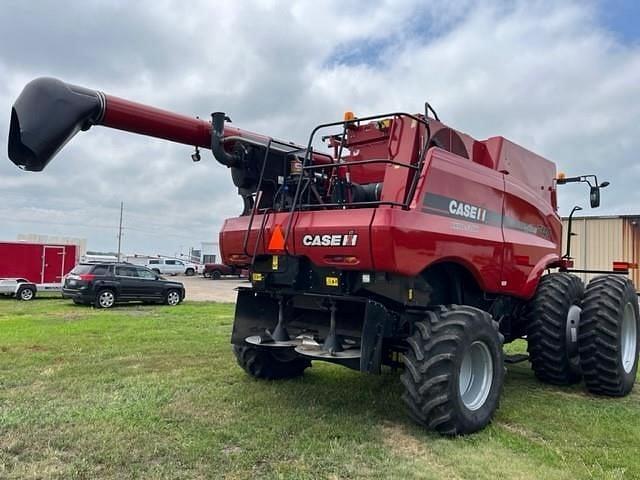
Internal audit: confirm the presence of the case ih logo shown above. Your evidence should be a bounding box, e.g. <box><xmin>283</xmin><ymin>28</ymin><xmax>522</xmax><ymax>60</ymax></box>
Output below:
<box><xmin>449</xmin><ymin>200</ymin><xmax>487</xmax><ymax>223</ymax></box>
<box><xmin>302</xmin><ymin>233</ymin><xmax>358</xmax><ymax>247</ymax></box>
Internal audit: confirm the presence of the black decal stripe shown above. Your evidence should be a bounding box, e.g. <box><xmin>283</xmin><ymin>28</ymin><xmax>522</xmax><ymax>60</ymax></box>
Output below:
<box><xmin>422</xmin><ymin>193</ymin><xmax>502</xmax><ymax>227</ymax></box>
<box><xmin>421</xmin><ymin>192</ymin><xmax>551</xmax><ymax>240</ymax></box>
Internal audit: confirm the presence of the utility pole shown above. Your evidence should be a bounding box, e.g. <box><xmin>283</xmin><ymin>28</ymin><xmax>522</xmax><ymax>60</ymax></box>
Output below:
<box><xmin>117</xmin><ymin>201</ymin><xmax>124</xmax><ymax>262</ymax></box>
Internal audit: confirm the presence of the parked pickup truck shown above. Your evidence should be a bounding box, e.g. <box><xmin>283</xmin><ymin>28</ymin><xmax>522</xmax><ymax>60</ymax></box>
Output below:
<box><xmin>146</xmin><ymin>258</ymin><xmax>203</xmax><ymax>276</ymax></box>
<box><xmin>203</xmin><ymin>263</ymin><xmax>247</xmax><ymax>280</ymax></box>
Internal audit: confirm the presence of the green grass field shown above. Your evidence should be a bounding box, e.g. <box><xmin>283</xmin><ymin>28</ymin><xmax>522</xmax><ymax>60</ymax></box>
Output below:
<box><xmin>1</xmin><ymin>298</ymin><xmax>639</xmax><ymax>479</ymax></box>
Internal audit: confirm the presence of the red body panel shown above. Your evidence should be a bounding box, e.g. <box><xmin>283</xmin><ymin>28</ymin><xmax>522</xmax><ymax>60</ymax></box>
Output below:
<box><xmin>220</xmin><ymin>123</ymin><xmax>562</xmax><ymax>300</ymax></box>
<box><xmin>0</xmin><ymin>242</ymin><xmax>77</xmax><ymax>284</ymax></box>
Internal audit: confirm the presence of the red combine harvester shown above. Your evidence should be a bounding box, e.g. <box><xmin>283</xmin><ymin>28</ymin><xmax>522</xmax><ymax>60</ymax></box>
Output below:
<box><xmin>8</xmin><ymin>78</ymin><xmax>638</xmax><ymax>434</ymax></box>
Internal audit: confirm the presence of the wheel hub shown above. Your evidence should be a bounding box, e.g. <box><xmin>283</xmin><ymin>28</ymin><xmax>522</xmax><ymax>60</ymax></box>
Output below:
<box><xmin>99</xmin><ymin>291</ymin><xmax>114</xmax><ymax>308</ymax></box>
<box><xmin>565</xmin><ymin>304</ymin><xmax>582</xmax><ymax>372</ymax></box>
<box><xmin>621</xmin><ymin>302</ymin><xmax>637</xmax><ymax>374</ymax></box>
<box><xmin>459</xmin><ymin>341</ymin><xmax>493</xmax><ymax>411</ymax></box>
<box><xmin>167</xmin><ymin>291</ymin><xmax>180</xmax><ymax>305</ymax></box>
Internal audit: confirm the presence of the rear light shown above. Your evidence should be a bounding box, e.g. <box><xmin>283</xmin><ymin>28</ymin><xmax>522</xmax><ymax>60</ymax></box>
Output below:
<box><xmin>613</xmin><ymin>261</ymin><xmax>637</xmax><ymax>272</ymax></box>
<box><xmin>559</xmin><ymin>258</ymin><xmax>574</xmax><ymax>269</ymax></box>
<box><xmin>79</xmin><ymin>274</ymin><xmax>96</xmax><ymax>281</ymax></box>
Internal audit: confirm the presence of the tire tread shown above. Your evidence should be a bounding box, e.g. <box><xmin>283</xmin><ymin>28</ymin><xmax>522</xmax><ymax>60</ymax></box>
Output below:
<box><xmin>400</xmin><ymin>305</ymin><xmax>504</xmax><ymax>435</ymax></box>
<box><xmin>233</xmin><ymin>345</ymin><xmax>310</xmax><ymax>380</ymax></box>
<box><xmin>578</xmin><ymin>275</ymin><xmax>638</xmax><ymax>396</ymax></box>
<box><xmin>525</xmin><ymin>273</ymin><xmax>584</xmax><ymax>385</ymax></box>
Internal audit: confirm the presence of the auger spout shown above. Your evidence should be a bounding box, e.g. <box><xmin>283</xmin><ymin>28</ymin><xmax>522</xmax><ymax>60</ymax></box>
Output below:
<box><xmin>7</xmin><ymin>77</ymin><xmax>267</xmax><ymax>171</ymax></box>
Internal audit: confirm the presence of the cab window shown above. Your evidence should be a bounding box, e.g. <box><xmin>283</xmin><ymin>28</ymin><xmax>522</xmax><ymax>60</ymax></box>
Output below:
<box><xmin>165</xmin><ymin>260</ymin><xmax>176</xmax><ymax>265</ymax></box>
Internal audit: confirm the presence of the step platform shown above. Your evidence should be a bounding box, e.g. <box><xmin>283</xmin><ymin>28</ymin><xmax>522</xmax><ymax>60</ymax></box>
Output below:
<box><xmin>245</xmin><ymin>335</ymin><xmax>301</xmax><ymax>348</ymax></box>
<box><xmin>245</xmin><ymin>334</ymin><xmax>361</xmax><ymax>360</ymax></box>
<box><xmin>294</xmin><ymin>337</ymin><xmax>361</xmax><ymax>360</ymax></box>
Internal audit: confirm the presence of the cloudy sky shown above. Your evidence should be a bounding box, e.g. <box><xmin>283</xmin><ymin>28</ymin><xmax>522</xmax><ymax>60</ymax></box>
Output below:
<box><xmin>1</xmin><ymin>0</ymin><xmax>639</xmax><ymax>257</ymax></box>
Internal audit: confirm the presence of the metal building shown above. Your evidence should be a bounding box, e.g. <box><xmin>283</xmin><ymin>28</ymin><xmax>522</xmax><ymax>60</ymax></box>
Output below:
<box><xmin>561</xmin><ymin>215</ymin><xmax>640</xmax><ymax>286</ymax></box>
<box><xmin>200</xmin><ymin>242</ymin><xmax>218</xmax><ymax>264</ymax></box>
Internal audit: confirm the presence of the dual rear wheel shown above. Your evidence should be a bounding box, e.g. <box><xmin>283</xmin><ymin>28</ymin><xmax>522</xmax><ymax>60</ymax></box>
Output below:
<box><xmin>526</xmin><ymin>273</ymin><xmax>639</xmax><ymax>396</ymax></box>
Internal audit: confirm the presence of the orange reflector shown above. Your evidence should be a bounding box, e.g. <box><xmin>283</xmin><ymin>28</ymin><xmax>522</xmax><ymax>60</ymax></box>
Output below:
<box><xmin>613</xmin><ymin>261</ymin><xmax>637</xmax><ymax>271</ymax></box>
<box><xmin>557</xmin><ymin>172</ymin><xmax>566</xmax><ymax>180</ymax></box>
<box><xmin>268</xmin><ymin>224</ymin><xmax>285</xmax><ymax>252</ymax></box>
<box><xmin>344</xmin><ymin>111</ymin><xmax>355</xmax><ymax>121</ymax></box>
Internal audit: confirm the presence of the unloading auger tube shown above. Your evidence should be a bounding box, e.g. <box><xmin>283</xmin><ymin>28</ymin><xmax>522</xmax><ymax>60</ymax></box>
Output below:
<box><xmin>7</xmin><ymin>77</ymin><xmax>318</xmax><ymax>210</ymax></box>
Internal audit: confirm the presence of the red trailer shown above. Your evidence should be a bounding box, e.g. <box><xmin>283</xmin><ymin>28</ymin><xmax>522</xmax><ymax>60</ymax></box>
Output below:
<box><xmin>0</xmin><ymin>241</ymin><xmax>78</xmax><ymax>297</ymax></box>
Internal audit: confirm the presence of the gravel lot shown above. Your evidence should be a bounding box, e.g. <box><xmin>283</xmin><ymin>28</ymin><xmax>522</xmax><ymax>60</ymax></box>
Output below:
<box><xmin>179</xmin><ymin>275</ymin><xmax>247</xmax><ymax>302</ymax></box>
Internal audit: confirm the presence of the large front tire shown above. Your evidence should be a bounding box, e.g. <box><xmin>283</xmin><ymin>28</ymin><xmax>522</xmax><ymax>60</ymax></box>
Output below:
<box><xmin>578</xmin><ymin>275</ymin><xmax>639</xmax><ymax>396</ymax></box>
<box><xmin>401</xmin><ymin>305</ymin><xmax>504</xmax><ymax>435</ymax></box>
<box><xmin>525</xmin><ymin>273</ymin><xmax>584</xmax><ymax>385</ymax></box>
<box><xmin>233</xmin><ymin>345</ymin><xmax>311</xmax><ymax>380</ymax></box>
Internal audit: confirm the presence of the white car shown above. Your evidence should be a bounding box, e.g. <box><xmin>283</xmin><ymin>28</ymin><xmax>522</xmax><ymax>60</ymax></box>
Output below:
<box><xmin>146</xmin><ymin>258</ymin><xmax>202</xmax><ymax>276</ymax></box>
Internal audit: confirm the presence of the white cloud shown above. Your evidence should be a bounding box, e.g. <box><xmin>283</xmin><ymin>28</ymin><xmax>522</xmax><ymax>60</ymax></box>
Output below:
<box><xmin>0</xmin><ymin>0</ymin><xmax>638</xmax><ymax>255</ymax></box>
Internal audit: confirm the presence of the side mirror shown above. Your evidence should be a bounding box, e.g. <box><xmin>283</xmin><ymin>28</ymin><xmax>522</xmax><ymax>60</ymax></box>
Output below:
<box><xmin>590</xmin><ymin>186</ymin><xmax>600</xmax><ymax>208</ymax></box>
<box><xmin>556</xmin><ymin>174</ymin><xmax>608</xmax><ymax>209</ymax></box>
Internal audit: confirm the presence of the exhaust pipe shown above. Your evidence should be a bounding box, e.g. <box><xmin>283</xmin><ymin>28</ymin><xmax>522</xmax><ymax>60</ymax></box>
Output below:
<box><xmin>8</xmin><ymin>78</ymin><xmax>105</xmax><ymax>171</ymax></box>
<box><xmin>211</xmin><ymin>112</ymin><xmax>241</xmax><ymax>168</ymax></box>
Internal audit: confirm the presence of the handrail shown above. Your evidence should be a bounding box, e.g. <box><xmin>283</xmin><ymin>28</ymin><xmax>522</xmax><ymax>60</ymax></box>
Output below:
<box><xmin>297</xmin><ymin>200</ymin><xmax>406</xmax><ymax>209</ymax></box>
<box><xmin>242</xmin><ymin>139</ymin><xmax>273</xmax><ymax>256</ymax></box>
<box><xmin>251</xmin><ymin>208</ymin><xmax>273</xmax><ymax>265</ymax></box>
<box><xmin>283</xmin><ymin>112</ymin><xmax>431</xmax><ymax>250</ymax></box>
<box><xmin>284</xmin><ymin>112</ymin><xmax>431</xmax><ymax>249</ymax></box>
<box><xmin>302</xmin><ymin>158</ymin><xmax>419</xmax><ymax>171</ymax></box>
